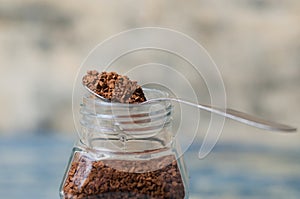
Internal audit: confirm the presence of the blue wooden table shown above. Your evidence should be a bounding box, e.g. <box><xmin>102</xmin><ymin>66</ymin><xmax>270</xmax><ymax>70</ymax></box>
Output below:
<box><xmin>1</xmin><ymin>133</ymin><xmax>299</xmax><ymax>199</ymax></box>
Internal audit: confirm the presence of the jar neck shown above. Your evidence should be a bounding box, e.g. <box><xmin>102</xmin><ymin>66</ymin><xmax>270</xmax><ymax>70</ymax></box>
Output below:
<box><xmin>79</xmin><ymin>89</ymin><xmax>174</xmax><ymax>153</ymax></box>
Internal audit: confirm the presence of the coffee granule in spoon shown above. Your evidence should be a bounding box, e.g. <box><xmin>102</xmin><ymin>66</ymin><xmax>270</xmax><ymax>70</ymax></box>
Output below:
<box><xmin>82</xmin><ymin>70</ymin><xmax>147</xmax><ymax>103</ymax></box>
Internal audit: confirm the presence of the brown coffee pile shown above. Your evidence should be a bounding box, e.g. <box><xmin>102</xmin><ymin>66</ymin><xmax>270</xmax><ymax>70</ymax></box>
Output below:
<box><xmin>82</xmin><ymin>70</ymin><xmax>147</xmax><ymax>104</ymax></box>
<box><xmin>63</xmin><ymin>152</ymin><xmax>185</xmax><ymax>199</ymax></box>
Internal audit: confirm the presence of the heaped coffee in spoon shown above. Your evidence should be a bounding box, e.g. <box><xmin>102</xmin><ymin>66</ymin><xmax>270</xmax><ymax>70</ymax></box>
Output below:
<box><xmin>82</xmin><ymin>70</ymin><xmax>147</xmax><ymax>103</ymax></box>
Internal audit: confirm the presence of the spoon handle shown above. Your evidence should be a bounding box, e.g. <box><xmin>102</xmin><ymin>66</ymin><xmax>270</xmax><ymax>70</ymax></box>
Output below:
<box><xmin>144</xmin><ymin>98</ymin><xmax>297</xmax><ymax>132</ymax></box>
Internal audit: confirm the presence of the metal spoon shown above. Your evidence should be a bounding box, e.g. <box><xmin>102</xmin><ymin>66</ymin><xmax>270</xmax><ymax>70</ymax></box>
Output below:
<box><xmin>84</xmin><ymin>85</ymin><xmax>296</xmax><ymax>132</ymax></box>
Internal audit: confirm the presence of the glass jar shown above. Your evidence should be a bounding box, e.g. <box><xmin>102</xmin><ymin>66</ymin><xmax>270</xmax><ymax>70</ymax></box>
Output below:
<box><xmin>60</xmin><ymin>88</ymin><xmax>189</xmax><ymax>199</ymax></box>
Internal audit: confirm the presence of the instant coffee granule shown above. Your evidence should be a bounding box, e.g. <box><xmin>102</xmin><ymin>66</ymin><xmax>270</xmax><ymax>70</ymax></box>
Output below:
<box><xmin>82</xmin><ymin>70</ymin><xmax>147</xmax><ymax>104</ymax></box>
<box><xmin>63</xmin><ymin>152</ymin><xmax>185</xmax><ymax>199</ymax></box>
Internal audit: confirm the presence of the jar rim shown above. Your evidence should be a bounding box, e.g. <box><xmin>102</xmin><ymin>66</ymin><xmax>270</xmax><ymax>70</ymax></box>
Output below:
<box><xmin>79</xmin><ymin>88</ymin><xmax>175</xmax><ymax>152</ymax></box>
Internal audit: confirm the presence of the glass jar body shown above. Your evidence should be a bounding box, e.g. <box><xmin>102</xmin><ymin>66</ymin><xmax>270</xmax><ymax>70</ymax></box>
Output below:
<box><xmin>60</xmin><ymin>140</ymin><xmax>188</xmax><ymax>199</ymax></box>
<box><xmin>60</xmin><ymin>89</ymin><xmax>189</xmax><ymax>198</ymax></box>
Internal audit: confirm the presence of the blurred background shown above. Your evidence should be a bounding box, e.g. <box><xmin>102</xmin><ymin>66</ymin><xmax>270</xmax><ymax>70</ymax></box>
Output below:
<box><xmin>0</xmin><ymin>0</ymin><xmax>299</xmax><ymax>198</ymax></box>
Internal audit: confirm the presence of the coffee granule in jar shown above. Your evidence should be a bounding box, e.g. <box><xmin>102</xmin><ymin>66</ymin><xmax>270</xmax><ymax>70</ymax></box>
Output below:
<box><xmin>82</xmin><ymin>70</ymin><xmax>147</xmax><ymax>104</ymax></box>
<box><xmin>63</xmin><ymin>152</ymin><xmax>185</xmax><ymax>199</ymax></box>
